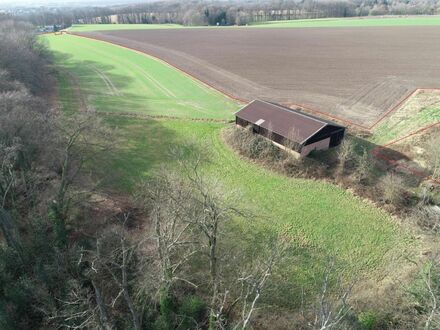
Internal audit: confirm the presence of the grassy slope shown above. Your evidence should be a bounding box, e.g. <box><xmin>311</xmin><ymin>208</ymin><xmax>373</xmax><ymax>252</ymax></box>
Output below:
<box><xmin>46</xmin><ymin>33</ymin><xmax>412</xmax><ymax>298</ymax></box>
<box><xmin>97</xmin><ymin>116</ymin><xmax>410</xmax><ymax>292</ymax></box>
<box><xmin>371</xmin><ymin>91</ymin><xmax>440</xmax><ymax>144</ymax></box>
<box><xmin>44</xmin><ymin>34</ymin><xmax>238</xmax><ymax>119</ymax></box>
<box><xmin>68</xmin><ymin>16</ymin><xmax>440</xmax><ymax>32</ymax></box>
<box><xmin>69</xmin><ymin>23</ymin><xmax>183</xmax><ymax>32</ymax></box>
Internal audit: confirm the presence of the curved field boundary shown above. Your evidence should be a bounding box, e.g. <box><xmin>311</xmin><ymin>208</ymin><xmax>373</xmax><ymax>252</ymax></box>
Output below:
<box><xmin>68</xmin><ymin>32</ymin><xmax>439</xmax><ymax>133</ymax></box>
<box><xmin>67</xmin><ymin>32</ymin><xmax>248</xmax><ymax>105</ymax></box>
<box><xmin>63</xmin><ymin>33</ymin><xmax>440</xmax><ymax>181</ymax></box>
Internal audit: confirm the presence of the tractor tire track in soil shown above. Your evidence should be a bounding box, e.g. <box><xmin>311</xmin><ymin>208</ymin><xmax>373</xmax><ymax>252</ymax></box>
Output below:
<box><xmin>77</xmin><ymin>26</ymin><xmax>440</xmax><ymax>127</ymax></box>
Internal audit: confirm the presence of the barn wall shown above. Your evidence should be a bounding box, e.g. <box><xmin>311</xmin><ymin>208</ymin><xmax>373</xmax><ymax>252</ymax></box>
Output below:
<box><xmin>235</xmin><ymin>116</ymin><xmax>302</xmax><ymax>152</ymax></box>
<box><xmin>236</xmin><ymin>117</ymin><xmax>250</xmax><ymax>127</ymax></box>
<box><xmin>329</xmin><ymin>129</ymin><xmax>345</xmax><ymax>147</ymax></box>
<box><xmin>300</xmin><ymin>137</ymin><xmax>330</xmax><ymax>157</ymax></box>
<box><xmin>305</xmin><ymin>126</ymin><xmax>345</xmax><ymax>145</ymax></box>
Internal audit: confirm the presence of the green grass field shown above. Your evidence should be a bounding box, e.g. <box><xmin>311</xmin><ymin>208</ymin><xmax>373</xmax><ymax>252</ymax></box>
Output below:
<box><xmin>95</xmin><ymin>115</ymin><xmax>411</xmax><ymax>299</ymax></box>
<box><xmin>44</xmin><ymin>34</ymin><xmax>238</xmax><ymax>119</ymax></box>
<box><xmin>68</xmin><ymin>16</ymin><xmax>440</xmax><ymax>32</ymax></box>
<box><xmin>45</xmin><ymin>33</ymin><xmax>413</xmax><ymax>301</ymax></box>
<box><xmin>69</xmin><ymin>23</ymin><xmax>183</xmax><ymax>32</ymax></box>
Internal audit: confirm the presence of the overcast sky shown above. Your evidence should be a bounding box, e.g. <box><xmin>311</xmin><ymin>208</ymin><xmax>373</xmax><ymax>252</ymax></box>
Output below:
<box><xmin>0</xmin><ymin>0</ymin><xmax>145</xmax><ymax>8</ymax></box>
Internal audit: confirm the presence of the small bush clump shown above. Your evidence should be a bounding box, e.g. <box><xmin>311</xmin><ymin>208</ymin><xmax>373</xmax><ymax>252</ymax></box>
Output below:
<box><xmin>379</xmin><ymin>173</ymin><xmax>407</xmax><ymax>206</ymax></box>
<box><xmin>178</xmin><ymin>296</ymin><xmax>206</xmax><ymax>329</ymax></box>
<box><xmin>358</xmin><ymin>311</ymin><xmax>378</xmax><ymax>329</ymax></box>
<box><xmin>225</xmin><ymin>125</ymin><xmax>327</xmax><ymax>178</ymax></box>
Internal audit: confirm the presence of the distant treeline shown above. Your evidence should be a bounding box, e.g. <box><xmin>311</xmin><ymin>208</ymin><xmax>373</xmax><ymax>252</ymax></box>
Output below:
<box><xmin>13</xmin><ymin>0</ymin><xmax>440</xmax><ymax>27</ymax></box>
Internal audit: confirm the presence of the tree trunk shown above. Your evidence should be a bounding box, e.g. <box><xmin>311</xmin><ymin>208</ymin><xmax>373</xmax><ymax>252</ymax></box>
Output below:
<box><xmin>121</xmin><ymin>240</ymin><xmax>141</xmax><ymax>330</ymax></box>
<box><xmin>0</xmin><ymin>208</ymin><xmax>23</xmax><ymax>259</ymax></box>
<box><xmin>92</xmin><ymin>280</ymin><xmax>114</xmax><ymax>330</ymax></box>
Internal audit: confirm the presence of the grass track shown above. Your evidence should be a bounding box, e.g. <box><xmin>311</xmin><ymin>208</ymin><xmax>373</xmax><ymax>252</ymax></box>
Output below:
<box><xmin>47</xmin><ymin>32</ymin><xmax>413</xmax><ymax>300</ymax></box>
<box><xmin>68</xmin><ymin>16</ymin><xmax>440</xmax><ymax>32</ymax></box>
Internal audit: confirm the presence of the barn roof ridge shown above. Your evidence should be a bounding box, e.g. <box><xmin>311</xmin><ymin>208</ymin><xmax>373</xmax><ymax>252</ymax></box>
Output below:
<box><xmin>257</xmin><ymin>99</ymin><xmax>329</xmax><ymax>126</ymax></box>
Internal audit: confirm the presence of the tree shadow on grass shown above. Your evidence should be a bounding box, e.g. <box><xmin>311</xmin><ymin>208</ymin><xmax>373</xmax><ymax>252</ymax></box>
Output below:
<box><xmin>50</xmin><ymin>52</ymin><xmax>202</xmax><ymax>193</ymax></box>
<box><xmin>350</xmin><ymin>135</ymin><xmax>428</xmax><ymax>187</ymax></box>
<box><xmin>52</xmin><ymin>51</ymin><xmax>171</xmax><ymax>115</ymax></box>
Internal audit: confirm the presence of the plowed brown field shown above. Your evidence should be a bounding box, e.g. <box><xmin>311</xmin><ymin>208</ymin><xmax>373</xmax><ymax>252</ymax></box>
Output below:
<box><xmin>78</xmin><ymin>27</ymin><xmax>440</xmax><ymax>125</ymax></box>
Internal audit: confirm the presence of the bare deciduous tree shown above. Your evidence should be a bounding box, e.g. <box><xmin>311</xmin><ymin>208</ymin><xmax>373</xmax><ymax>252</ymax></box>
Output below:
<box><xmin>354</xmin><ymin>147</ymin><xmax>374</xmax><ymax>184</ymax></box>
<box><xmin>337</xmin><ymin>139</ymin><xmax>355</xmax><ymax>177</ymax></box>
<box><xmin>136</xmin><ymin>168</ymin><xmax>200</xmax><ymax>328</ymax></box>
<box><xmin>308</xmin><ymin>261</ymin><xmax>352</xmax><ymax>330</ymax></box>
<box><xmin>231</xmin><ymin>240</ymin><xmax>286</xmax><ymax>330</ymax></box>
<box><xmin>51</xmin><ymin>113</ymin><xmax>115</xmax><ymax>247</ymax></box>
<box><xmin>283</xmin><ymin>127</ymin><xmax>301</xmax><ymax>151</ymax></box>
<box><xmin>380</xmin><ymin>173</ymin><xmax>405</xmax><ymax>206</ymax></box>
<box><xmin>409</xmin><ymin>258</ymin><xmax>440</xmax><ymax>330</ymax></box>
<box><xmin>87</xmin><ymin>216</ymin><xmax>141</xmax><ymax>330</ymax></box>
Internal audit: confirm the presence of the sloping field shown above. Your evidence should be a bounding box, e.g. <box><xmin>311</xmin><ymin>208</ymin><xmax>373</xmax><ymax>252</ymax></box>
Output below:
<box><xmin>45</xmin><ymin>34</ymin><xmax>239</xmax><ymax>119</ymax></box>
<box><xmin>44</xmin><ymin>33</ymin><xmax>412</xmax><ymax>297</ymax></box>
<box><xmin>78</xmin><ymin>26</ymin><xmax>440</xmax><ymax>126</ymax></box>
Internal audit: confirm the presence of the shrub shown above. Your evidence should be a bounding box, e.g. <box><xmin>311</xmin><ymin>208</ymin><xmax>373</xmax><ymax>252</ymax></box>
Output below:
<box><xmin>153</xmin><ymin>289</ymin><xmax>175</xmax><ymax>330</ymax></box>
<box><xmin>354</xmin><ymin>148</ymin><xmax>374</xmax><ymax>184</ymax></box>
<box><xmin>259</xmin><ymin>140</ymin><xmax>286</xmax><ymax>162</ymax></box>
<box><xmin>282</xmin><ymin>155</ymin><xmax>302</xmax><ymax>176</ymax></box>
<box><xmin>337</xmin><ymin>138</ymin><xmax>356</xmax><ymax>176</ymax></box>
<box><xmin>358</xmin><ymin>311</ymin><xmax>378</xmax><ymax>329</ymax></box>
<box><xmin>177</xmin><ymin>296</ymin><xmax>206</xmax><ymax>329</ymax></box>
<box><xmin>379</xmin><ymin>173</ymin><xmax>406</xmax><ymax>206</ymax></box>
<box><xmin>411</xmin><ymin>205</ymin><xmax>440</xmax><ymax>232</ymax></box>
<box><xmin>248</xmin><ymin>134</ymin><xmax>272</xmax><ymax>159</ymax></box>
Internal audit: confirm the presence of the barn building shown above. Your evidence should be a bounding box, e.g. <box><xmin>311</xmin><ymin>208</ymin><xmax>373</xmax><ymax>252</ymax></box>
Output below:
<box><xmin>235</xmin><ymin>100</ymin><xmax>345</xmax><ymax>157</ymax></box>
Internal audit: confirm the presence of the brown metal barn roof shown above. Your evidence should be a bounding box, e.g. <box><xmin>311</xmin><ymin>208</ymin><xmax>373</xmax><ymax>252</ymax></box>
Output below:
<box><xmin>235</xmin><ymin>100</ymin><xmax>340</xmax><ymax>144</ymax></box>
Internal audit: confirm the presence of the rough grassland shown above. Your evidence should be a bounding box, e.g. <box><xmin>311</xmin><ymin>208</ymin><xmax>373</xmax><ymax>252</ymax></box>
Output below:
<box><xmin>68</xmin><ymin>16</ymin><xmax>440</xmax><ymax>32</ymax></box>
<box><xmin>371</xmin><ymin>90</ymin><xmax>440</xmax><ymax>144</ymax></box>
<box><xmin>44</xmin><ymin>34</ymin><xmax>238</xmax><ymax>119</ymax></box>
<box><xmin>46</xmin><ymin>33</ymin><xmax>412</xmax><ymax>300</ymax></box>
